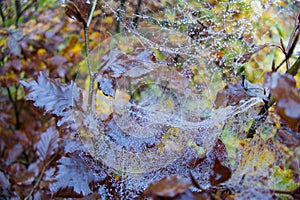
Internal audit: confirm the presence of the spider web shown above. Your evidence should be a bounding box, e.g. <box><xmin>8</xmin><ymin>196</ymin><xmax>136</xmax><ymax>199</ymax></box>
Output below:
<box><xmin>72</xmin><ymin>31</ymin><xmax>263</xmax><ymax>173</ymax></box>
<box><xmin>72</xmin><ymin>0</ymin><xmax>297</xmax><ymax>198</ymax></box>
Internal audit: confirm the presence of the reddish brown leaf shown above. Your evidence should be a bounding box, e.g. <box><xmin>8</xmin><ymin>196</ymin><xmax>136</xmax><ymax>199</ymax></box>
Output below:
<box><xmin>264</xmin><ymin>72</ymin><xmax>300</xmax><ymax>130</ymax></box>
<box><xmin>188</xmin><ymin>139</ymin><xmax>230</xmax><ymax>190</ymax></box>
<box><xmin>141</xmin><ymin>175</ymin><xmax>214</xmax><ymax>200</ymax></box>
<box><xmin>208</xmin><ymin>139</ymin><xmax>229</xmax><ymax>163</ymax></box>
<box><xmin>98</xmin><ymin>48</ymin><xmax>155</xmax><ymax>78</ymax></box>
<box><xmin>209</xmin><ymin>158</ymin><xmax>232</xmax><ymax>186</ymax></box>
<box><xmin>143</xmin><ymin>176</ymin><xmax>191</xmax><ymax>198</ymax></box>
<box><xmin>6</xmin><ymin>144</ymin><xmax>23</xmax><ymax>165</ymax></box>
<box><xmin>214</xmin><ymin>82</ymin><xmax>251</xmax><ymax>108</ymax></box>
<box><xmin>21</xmin><ymin>71</ymin><xmax>72</xmax><ymax>116</ymax></box>
<box><xmin>8</xmin><ymin>162</ymin><xmax>35</xmax><ymax>187</ymax></box>
<box><xmin>50</xmin><ymin>153</ymin><xmax>106</xmax><ymax>197</ymax></box>
<box><xmin>172</xmin><ymin>190</ymin><xmax>213</xmax><ymax>200</ymax></box>
<box><xmin>0</xmin><ymin>94</ymin><xmax>12</xmax><ymax>126</ymax></box>
<box><xmin>50</xmin><ymin>154</ymin><xmax>92</xmax><ymax>196</ymax></box>
<box><xmin>94</xmin><ymin>48</ymin><xmax>156</xmax><ymax>98</ymax></box>
<box><xmin>20</xmin><ymin>71</ymin><xmax>80</xmax><ymax>130</ymax></box>
<box><xmin>276</xmin><ymin>127</ymin><xmax>300</xmax><ymax>148</ymax></box>
<box><xmin>191</xmin><ymin>139</ymin><xmax>231</xmax><ymax>187</ymax></box>
<box><xmin>11</xmin><ymin>59</ymin><xmax>22</xmax><ymax>71</ymax></box>
<box><xmin>215</xmin><ymin>77</ymin><xmax>268</xmax><ymax>109</ymax></box>
<box><xmin>63</xmin><ymin>0</ymin><xmax>91</xmax><ymax>26</ymax></box>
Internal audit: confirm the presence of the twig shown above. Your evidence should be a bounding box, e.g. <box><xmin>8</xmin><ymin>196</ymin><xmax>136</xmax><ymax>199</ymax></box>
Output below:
<box><xmin>286</xmin><ymin>13</ymin><xmax>300</xmax><ymax>54</ymax></box>
<box><xmin>287</xmin><ymin>56</ymin><xmax>300</xmax><ymax>76</ymax></box>
<box><xmin>84</xmin><ymin>0</ymin><xmax>97</xmax><ymax>112</ymax></box>
<box><xmin>225</xmin><ymin>0</ymin><xmax>231</xmax><ymax>13</ymax></box>
<box><xmin>84</xmin><ymin>27</ymin><xmax>94</xmax><ymax>112</ymax></box>
<box><xmin>19</xmin><ymin>0</ymin><xmax>36</xmax><ymax>17</ymax></box>
<box><xmin>275</xmin><ymin>12</ymin><xmax>300</xmax><ymax>71</ymax></box>
<box><xmin>116</xmin><ymin>0</ymin><xmax>126</xmax><ymax>33</ymax></box>
<box><xmin>24</xmin><ymin>153</ymin><xmax>58</xmax><ymax>200</ymax></box>
<box><xmin>246</xmin><ymin>12</ymin><xmax>300</xmax><ymax>138</ymax></box>
<box><xmin>0</xmin><ymin>0</ymin><xmax>5</xmax><ymax>27</ymax></box>
<box><xmin>6</xmin><ymin>86</ymin><xmax>21</xmax><ymax>129</ymax></box>
<box><xmin>246</xmin><ymin>96</ymin><xmax>274</xmax><ymax>138</ymax></box>
<box><xmin>279</xmin><ymin>38</ymin><xmax>290</xmax><ymax>69</ymax></box>
<box><xmin>133</xmin><ymin>0</ymin><xmax>142</xmax><ymax>28</ymax></box>
<box><xmin>247</xmin><ymin>54</ymin><xmax>300</xmax><ymax>138</ymax></box>
<box><xmin>15</xmin><ymin>0</ymin><xmax>36</xmax><ymax>27</ymax></box>
<box><xmin>87</xmin><ymin>0</ymin><xmax>97</xmax><ymax>28</ymax></box>
<box><xmin>14</xmin><ymin>0</ymin><xmax>21</xmax><ymax>27</ymax></box>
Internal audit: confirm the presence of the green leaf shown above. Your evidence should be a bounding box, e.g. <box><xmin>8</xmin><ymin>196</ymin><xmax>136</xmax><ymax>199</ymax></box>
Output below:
<box><xmin>271</xmin><ymin>167</ymin><xmax>300</xmax><ymax>191</ymax></box>
<box><xmin>150</xmin><ymin>48</ymin><xmax>165</xmax><ymax>60</ymax></box>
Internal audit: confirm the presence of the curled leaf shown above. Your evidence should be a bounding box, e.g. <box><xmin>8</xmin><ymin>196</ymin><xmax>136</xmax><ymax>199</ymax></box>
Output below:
<box><xmin>209</xmin><ymin>158</ymin><xmax>232</xmax><ymax>186</ymax></box>
<box><xmin>215</xmin><ymin>82</ymin><xmax>252</xmax><ymax>108</ymax></box>
<box><xmin>264</xmin><ymin>72</ymin><xmax>300</xmax><ymax>130</ymax></box>
<box><xmin>62</xmin><ymin>0</ymin><xmax>91</xmax><ymax>26</ymax></box>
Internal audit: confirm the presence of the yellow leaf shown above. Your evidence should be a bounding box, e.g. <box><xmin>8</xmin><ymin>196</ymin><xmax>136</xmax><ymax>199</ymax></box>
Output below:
<box><xmin>102</xmin><ymin>16</ymin><xmax>114</xmax><ymax>24</ymax></box>
<box><xmin>71</xmin><ymin>42</ymin><xmax>83</xmax><ymax>54</ymax></box>
<box><xmin>93</xmin><ymin>9</ymin><xmax>102</xmax><ymax>16</ymax></box>
<box><xmin>0</xmin><ymin>71</ymin><xmax>17</xmax><ymax>82</ymax></box>
<box><xmin>37</xmin><ymin>49</ymin><xmax>47</xmax><ymax>57</ymax></box>
<box><xmin>235</xmin><ymin>137</ymin><xmax>276</xmax><ymax>177</ymax></box>
<box><xmin>0</xmin><ymin>37</ymin><xmax>7</xmax><ymax>46</ymax></box>
<box><xmin>95</xmin><ymin>89</ymin><xmax>130</xmax><ymax>120</ymax></box>
<box><xmin>90</xmin><ymin>32</ymin><xmax>101</xmax><ymax>40</ymax></box>
<box><xmin>230</xmin><ymin>135</ymin><xmax>299</xmax><ymax>193</ymax></box>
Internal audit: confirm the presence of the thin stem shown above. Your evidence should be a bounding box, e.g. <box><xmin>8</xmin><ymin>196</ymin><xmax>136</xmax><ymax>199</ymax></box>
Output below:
<box><xmin>287</xmin><ymin>56</ymin><xmax>300</xmax><ymax>76</ymax></box>
<box><xmin>84</xmin><ymin>0</ymin><xmax>98</xmax><ymax>112</ymax></box>
<box><xmin>0</xmin><ymin>0</ymin><xmax>6</xmax><ymax>27</ymax></box>
<box><xmin>6</xmin><ymin>86</ymin><xmax>21</xmax><ymax>130</ymax></box>
<box><xmin>14</xmin><ymin>0</ymin><xmax>36</xmax><ymax>27</ymax></box>
<box><xmin>14</xmin><ymin>0</ymin><xmax>21</xmax><ymax>27</ymax></box>
<box><xmin>87</xmin><ymin>0</ymin><xmax>97</xmax><ymax>28</ymax></box>
<box><xmin>116</xmin><ymin>0</ymin><xmax>126</xmax><ymax>33</ymax></box>
<box><xmin>247</xmin><ymin>13</ymin><xmax>300</xmax><ymax>138</ymax></box>
<box><xmin>84</xmin><ymin>27</ymin><xmax>93</xmax><ymax>78</ymax></box>
<box><xmin>84</xmin><ymin>27</ymin><xmax>95</xmax><ymax>112</ymax></box>
<box><xmin>247</xmin><ymin>56</ymin><xmax>300</xmax><ymax>138</ymax></box>
<box><xmin>246</xmin><ymin>97</ymin><xmax>274</xmax><ymax>138</ymax></box>
<box><xmin>275</xmin><ymin>22</ymin><xmax>300</xmax><ymax>71</ymax></box>
<box><xmin>19</xmin><ymin>0</ymin><xmax>36</xmax><ymax>17</ymax></box>
<box><xmin>24</xmin><ymin>153</ymin><xmax>57</xmax><ymax>200</ymax></box>
<box><xmin>133</xmin><ymin>0</ymin><xmax>142</xmax><ymax>28</ymax></box>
